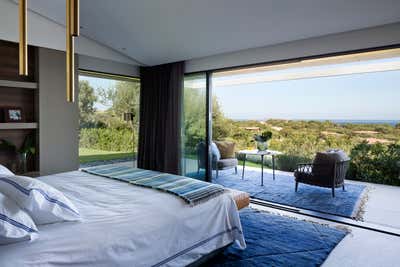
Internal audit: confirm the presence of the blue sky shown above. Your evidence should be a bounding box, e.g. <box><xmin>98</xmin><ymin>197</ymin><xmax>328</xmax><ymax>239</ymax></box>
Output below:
<box><xmin>213</xmin><ymin>70</ymin><xmax>400</xmax><ymax>121</ymax></box>
<box><xmin>80</xmin><ymin>58</ymin><xmax>400</xmax><ymax>121</ymax></box>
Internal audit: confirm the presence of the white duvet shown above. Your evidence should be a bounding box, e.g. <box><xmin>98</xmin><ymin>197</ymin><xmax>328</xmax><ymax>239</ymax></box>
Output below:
<box><xmin>0</xmin><ymin>171</ymin><xmax>245</xmax><ymax>267</ymax></box>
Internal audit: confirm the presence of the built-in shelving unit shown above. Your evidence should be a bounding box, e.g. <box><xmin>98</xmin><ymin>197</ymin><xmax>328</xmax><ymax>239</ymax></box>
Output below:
<box><xmin>0</xmin><ymin>80</ymin><xmax>38</xmax><ymax>89</ymax></box>
<box><xmin>0</xmin><ymin>123</ymin><xmax>38</xmax><ymax>130</ymax></box>
<box><xmin>0</xmin><ymin>39</ymin><xmax>39</xmax><ymax>174</ymax></box>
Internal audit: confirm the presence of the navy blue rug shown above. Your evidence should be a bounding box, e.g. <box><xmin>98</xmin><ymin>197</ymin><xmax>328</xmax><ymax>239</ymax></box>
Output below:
<box><xmin>204</xmin><ymin>208</ymin><xmax>347</xmax><ymax>267</ymax></box>
<box><xmin>188</xmin><ymin>169</ymin><xmax>366</xmax><ymax>218</ymax></box>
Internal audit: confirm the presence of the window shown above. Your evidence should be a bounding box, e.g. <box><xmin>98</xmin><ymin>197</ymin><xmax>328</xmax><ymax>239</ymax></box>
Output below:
<box><xmin>209</xmin><ymin>48</ymin><xmax>400</xmax><ymax>230</ymax></box>
<box><xmin>78</xmin><ymin>71</ymin><xmax>140</xmax><ymax>167</ymax></box>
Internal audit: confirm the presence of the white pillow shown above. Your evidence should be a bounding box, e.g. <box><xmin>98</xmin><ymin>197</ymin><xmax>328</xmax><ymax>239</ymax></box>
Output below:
<box><xmin>0</xmin><ymin>175</ymin><xmax>81</xmax><ymax>225</ymax></box>
<box><xmin>0</xmin><ymin>164</ymin><xmax>14</xmax><ymax>176</ymax></box>
<box><xmin>0</xmin><ymin>192</ymin><xmax>38</xmax><ymax>245</ymax></box>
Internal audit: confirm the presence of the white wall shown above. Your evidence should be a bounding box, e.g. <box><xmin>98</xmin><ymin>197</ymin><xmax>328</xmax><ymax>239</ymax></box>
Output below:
<box><xmin>38</xmin><ymin>48</ymin><xmax>79</xmax><ymax>175</ymax></box>
<box><xmin>78</xmin><ymin>55</ymin><xmax>140</xmax><ymax>77</ymax></box>
<box><xmin>0</xmin><ymin>0</ymin><xmax>139</xmax><ymax>66</ymax></box>
<box><xmin>185</xmin><ymin>23</ymin><xmax>400</xmax><ymax>73</ymax></box>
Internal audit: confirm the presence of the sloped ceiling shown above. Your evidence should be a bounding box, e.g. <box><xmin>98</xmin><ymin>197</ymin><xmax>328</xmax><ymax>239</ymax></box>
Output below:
<box><xmin>13</xmin><ymin>0</ymin><xmax>400</xmax><ymax>66</ymax></box>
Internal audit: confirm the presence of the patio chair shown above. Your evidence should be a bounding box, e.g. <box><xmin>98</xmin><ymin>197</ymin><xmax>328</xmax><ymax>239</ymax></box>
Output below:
<box><xmin>294</xmin><ymin>150</ymin><xmax>350</xmax><ymax>197</ymax></box>
<box><xmin>197</xmin><ymin>141</ymin><xmax>238</xmax><ymax>178</ymax></box>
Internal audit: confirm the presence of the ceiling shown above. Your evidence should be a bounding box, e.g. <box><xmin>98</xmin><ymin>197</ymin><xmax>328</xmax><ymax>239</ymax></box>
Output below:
<box><xmin>18</xmin><ymin>0</ymin><xmax>400</xmax><ymax>66</ymax></box>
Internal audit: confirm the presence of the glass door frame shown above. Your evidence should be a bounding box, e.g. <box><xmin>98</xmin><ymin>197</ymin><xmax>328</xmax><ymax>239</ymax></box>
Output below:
<box><xmin>205</xmin><ymin>71</ymin><xmax>213</xmax><ymax>182</ymax></box>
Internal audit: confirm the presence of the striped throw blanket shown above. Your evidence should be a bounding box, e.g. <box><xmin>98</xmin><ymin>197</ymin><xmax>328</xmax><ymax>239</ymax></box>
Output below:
<box><xmin>81</xmin><ymin>165</ymin><xmax>225</xmax><ymax>206</ymax></box>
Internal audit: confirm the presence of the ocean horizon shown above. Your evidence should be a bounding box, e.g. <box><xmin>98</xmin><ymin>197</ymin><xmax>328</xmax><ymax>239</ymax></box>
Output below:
<box><xmin>232</xmin><ymin>119</ymin><xmax>399</xmax><ymax>125</ymax></box>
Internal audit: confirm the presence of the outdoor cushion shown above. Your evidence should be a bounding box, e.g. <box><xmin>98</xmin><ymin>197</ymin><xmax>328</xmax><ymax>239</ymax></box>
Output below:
<box><xmin>312</xmin><ymin>150</ymin><xmax>349</xmax><ymax>177</ymax></box>
<box><xmin>217</xmin><ymin>158</ymin><xmax>238</xmax><ymax>169</ymax></box>
<box><xmin>211</xmin><ymin>142</ymin><xmax>221</xmax><ymax>161</ymax></box>
<box><xmin>215</xmin><ymin>141</ymin><xmax>236</xmax><ymax>159</ymax></box>
<box><xmin>325</xmin><ymin>149</ymin><xmax>350</xmax><ymax>161</ymax></box>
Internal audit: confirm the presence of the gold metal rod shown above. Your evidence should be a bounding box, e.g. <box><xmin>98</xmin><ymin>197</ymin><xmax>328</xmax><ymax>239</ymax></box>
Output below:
<box><xmin>71</xmin><ymin>0</ymin><xmax>79</xmax><ymax>36</ymax></box>
<box><xmin>66</xmin><ymin>0</ymin><xmax>74</xmax><ymax>102</ymax></box>
<box><xmin>19</xmin><ymin>0</ymin><xmax>28</xmax><ymax>76</ymax></box>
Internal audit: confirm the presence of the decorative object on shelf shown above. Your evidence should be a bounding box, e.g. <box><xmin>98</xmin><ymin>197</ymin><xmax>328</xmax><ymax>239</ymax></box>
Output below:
<box><xmin>2</xmin><ymin>107</ymin><xmax>24</xmax><ymax>123</ymax></box>
<box><xmin>254</xmin><ymin>131</ymin><xmax>273</xmax><ymax>151</ymax></box>
<box><xmin>18</xmin><ymin>134</ymin><xmax>36</xmax><ymax>174</ymax></box>
<box><xmin>0</xmin><ymin>136</ymin><xmax>35</xmax><ymax>175</ymax></box>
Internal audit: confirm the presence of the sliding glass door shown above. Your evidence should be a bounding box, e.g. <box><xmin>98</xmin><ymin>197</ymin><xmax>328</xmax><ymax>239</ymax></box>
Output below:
<box><xmin>181</xmin><ymin>74</ymin><xmax>208</xmax><ymax>180</ymax></box>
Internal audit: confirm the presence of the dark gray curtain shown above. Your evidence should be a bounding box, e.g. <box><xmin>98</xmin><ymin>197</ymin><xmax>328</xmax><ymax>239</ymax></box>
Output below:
<box><xmin>137</xmin><ymin>62</ymin><xmax>184</xmax><ymax>174</ymax></box>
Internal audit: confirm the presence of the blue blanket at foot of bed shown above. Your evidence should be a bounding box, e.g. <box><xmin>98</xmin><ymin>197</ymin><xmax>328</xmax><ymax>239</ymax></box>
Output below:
<box><xmin>81</xmin><ymin>166</ymin><xmax>225</xmax><ymax>206</ymax></box>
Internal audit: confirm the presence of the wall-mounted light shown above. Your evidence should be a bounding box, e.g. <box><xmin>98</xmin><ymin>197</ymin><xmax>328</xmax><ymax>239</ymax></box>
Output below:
<box><xmin>19</xmin><ymin>0</ymin><xmax>28</xmax><ymax>76</ymax></box>
<box><xmin>66</xmin><ymin>0</ymin><xmax>79</xmax><ymax>102</ymax></box>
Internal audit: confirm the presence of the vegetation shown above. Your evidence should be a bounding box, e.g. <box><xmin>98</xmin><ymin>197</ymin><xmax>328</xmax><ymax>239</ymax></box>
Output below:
<box><xmin>183</xmin><ymin>86</ymin><xmax>400</xmax><ymax>185</ymax></box>
<box><xmin>79</xmin><ymin>79</ymin><xmax>400</xmax><ymax>185</ymax></box>
<box><xmin>79</xmin><ymin>148</ymin><xmax>135</xmax><ymax>164</ymax></box>
<box><xmin>348</xmin><ymin>143</ymin><xmax>400</xmax><ymax>186</ymax></box>
<box><xmin>78</xmin><ymin>79</ymin><xmax>140</xmax><ymax>163</ymax></box>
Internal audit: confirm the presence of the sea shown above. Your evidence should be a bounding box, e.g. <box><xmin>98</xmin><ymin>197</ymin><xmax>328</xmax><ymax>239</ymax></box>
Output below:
<box><xmin>314</xmin><ymin>120</ymin><xmax>399</xmax><ymax>126</ymax></box>
<box><xmin>235</xmin><ymin>118</ymin><xmax>399</xmax><ymax>126</ymax></box>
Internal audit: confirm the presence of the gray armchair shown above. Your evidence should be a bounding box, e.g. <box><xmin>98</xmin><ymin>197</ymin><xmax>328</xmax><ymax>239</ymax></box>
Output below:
<box><xmin>197</xmin><ymin>142</ymin><xmax>238</xmax><ymax>178</ymax></box>
<box><xmin>294</xmin><ymin>150</ymin><xmax>350</xmax><ymax>197</ymax></box>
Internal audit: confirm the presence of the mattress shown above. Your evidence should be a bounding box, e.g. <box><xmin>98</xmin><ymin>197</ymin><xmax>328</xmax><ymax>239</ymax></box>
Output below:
<box><xmin>0</xmin><ymin>171</ymin><xmax>245</xmax><ymax>267</ymax></box>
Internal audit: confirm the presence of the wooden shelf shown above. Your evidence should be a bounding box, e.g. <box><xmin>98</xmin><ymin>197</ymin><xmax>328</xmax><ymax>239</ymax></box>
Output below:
<box><xmin>0</xmin><ymin>123</ymin><xmax>38</xmax><ymax>130</ymax></box>
<box><xmin>0</xmin><ymin>80</ymin><xmax>38</xmax><ymax>89</ymax></box>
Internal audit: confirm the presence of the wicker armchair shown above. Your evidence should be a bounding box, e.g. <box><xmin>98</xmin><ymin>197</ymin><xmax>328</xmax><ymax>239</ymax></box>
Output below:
<box><xmin>197</xmin><ymin>142</ymin><xmax>238</xmax><ymax>178</ymax></box>
<box><xmin>294</xmin><ymin>159</ymin><xmax>350</xmax><ymax>197</ymax></box>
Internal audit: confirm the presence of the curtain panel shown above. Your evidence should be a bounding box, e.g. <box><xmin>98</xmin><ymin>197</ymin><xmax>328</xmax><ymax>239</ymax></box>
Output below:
<box><xmin>138</xmin><ymin>62</ymin><xmax>184</xmax><ymax>174</ymax></box>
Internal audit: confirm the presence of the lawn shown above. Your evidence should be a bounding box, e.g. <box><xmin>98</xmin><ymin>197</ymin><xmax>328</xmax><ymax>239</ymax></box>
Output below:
<box><xmin>79</xmin><ymin>148</ymin><xmax>135</xmax><ymax>164</ymax></box>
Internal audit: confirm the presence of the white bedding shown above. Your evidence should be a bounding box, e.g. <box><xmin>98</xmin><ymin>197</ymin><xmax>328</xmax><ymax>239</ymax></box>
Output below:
<box><xmin>0</xmin><ymin>170</ymin><xmax>245</xmax><ymax>267</ymax></box>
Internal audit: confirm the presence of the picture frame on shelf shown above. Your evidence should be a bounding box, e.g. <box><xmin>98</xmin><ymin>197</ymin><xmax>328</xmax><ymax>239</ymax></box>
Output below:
<box><xmin>2</xmin><ymin>107</ymin><xmax>24</xmax><ymax>123</ymax></box>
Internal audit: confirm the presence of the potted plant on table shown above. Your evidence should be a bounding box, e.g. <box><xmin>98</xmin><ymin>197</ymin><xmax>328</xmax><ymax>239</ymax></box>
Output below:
<box><xmin>254</xmin><ymin>131</ymin><xmax>272</xmax><ymax>151</ymax></box>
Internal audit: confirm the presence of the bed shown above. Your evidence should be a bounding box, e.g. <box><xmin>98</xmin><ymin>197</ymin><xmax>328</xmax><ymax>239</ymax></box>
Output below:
<box><xmin>0</xmin><ymin>170</ymin><xmax>246</xmax><ymax>267</ymax></box>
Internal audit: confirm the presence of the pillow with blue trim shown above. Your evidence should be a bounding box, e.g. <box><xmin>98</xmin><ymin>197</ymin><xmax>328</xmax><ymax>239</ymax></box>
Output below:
<box><xmin>0</xmin><ymin>175</ymin><xmax>81</xmax><ymax>225</ymax></box>
<box><xmin>0</xmin><ymin>192</ymin><xmax>38</xmax><ymax>245</ymax></box>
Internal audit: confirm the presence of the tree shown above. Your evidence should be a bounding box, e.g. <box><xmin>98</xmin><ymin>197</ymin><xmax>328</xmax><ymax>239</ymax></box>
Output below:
<box><xmin>78</xmin><ymin>80</ymin><xmax>97</xmax><ymax>128</ymax></box>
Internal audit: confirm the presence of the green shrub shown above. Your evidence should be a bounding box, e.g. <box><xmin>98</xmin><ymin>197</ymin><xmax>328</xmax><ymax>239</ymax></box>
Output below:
<box><xmin>276</xmin><ymin>154</ymin><xmax>312</xmax><ymax>172</ymax></box>
<box><xmin>348</xmin><ymin>142</ymin><xmax>400</xmax><ymax>186</ymax></box>
<box><xmin>79</xmin><ymin>128</ymin><xmax>136</xmax><ymax>152</ymax></box>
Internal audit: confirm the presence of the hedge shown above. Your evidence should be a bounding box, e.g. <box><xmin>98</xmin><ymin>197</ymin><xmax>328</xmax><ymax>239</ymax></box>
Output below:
<box><xmin>348</xmin><ymin>142</ymin><xmax>400</xmax><ymax>186</ymax></box>
<box><xmin>79</xmin><ymin>128</ymin><xmax>136</xmax><ymax>152</ymax></box>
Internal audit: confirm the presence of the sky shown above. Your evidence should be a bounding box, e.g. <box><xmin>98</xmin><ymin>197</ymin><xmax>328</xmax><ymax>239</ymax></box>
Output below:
<box><xmin>212</xmin><ymin>56</ymin><xmax>400</xmax><ymax>121</ymax></box>
<box><xmin>212</xmin><ymin>70</ymin><xmax>400</xmax><ymax>121</ymax></box>
<box><xmin>80</xmin><ymin>56</ymin><xmax>400</xmax><ymax>122</ymax></box>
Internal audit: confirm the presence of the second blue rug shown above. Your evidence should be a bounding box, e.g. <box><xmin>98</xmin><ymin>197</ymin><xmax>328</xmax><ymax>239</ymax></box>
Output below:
<box><xmin>205</xmin><ymin>208</ymin><xmax>347</xmax><ymax>267</ymax></box>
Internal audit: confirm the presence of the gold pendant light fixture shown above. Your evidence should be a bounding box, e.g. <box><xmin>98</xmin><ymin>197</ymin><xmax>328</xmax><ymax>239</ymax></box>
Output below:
<box><xmin>66</xmin><ymin>0</ymin><xmax>80</xmax><ymax>102</ymax></box>
<box><xmin>18</xmin><ymin>0</ymin><xmax>79</xmax><ymax>102</ymax></box>
<box><xmin>19</xmin><ymin>0</ymin><xmax>28</xmax><ymax>76</ymax></box>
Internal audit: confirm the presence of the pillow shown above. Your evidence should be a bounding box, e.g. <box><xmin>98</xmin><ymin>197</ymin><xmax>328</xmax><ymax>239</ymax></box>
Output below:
<box><xmin>214</xmin><ymin>141</ymin><xmax>236</xmax><ymax>159</ymax></box>
<box><xmin>0</xmin><ymin>164</ymin><xmax>14</xmax><ymax>176</ymax></box>
<box><xmin>0</xmin><ymin>192</ymin><xmax>38</xmax><ymax>245</ymax></box>
<box><xmin>325</xmin><ymin>149</ymin><xmax>350</xmax><ymax>161</ymax></box>
<box><xmin>312</xmin><ymin>150</ymin><xmax>349</xmax><ymax>176</ymax></box>
<box><xmin>211</xmin><ymin>142</ymin><xmax>221</xmax><ymax>161</ymax></box>
<box><xmin>0</xmin><ymin>175</ymin><xmax>81</xmax><ymax>225</ymax></box>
